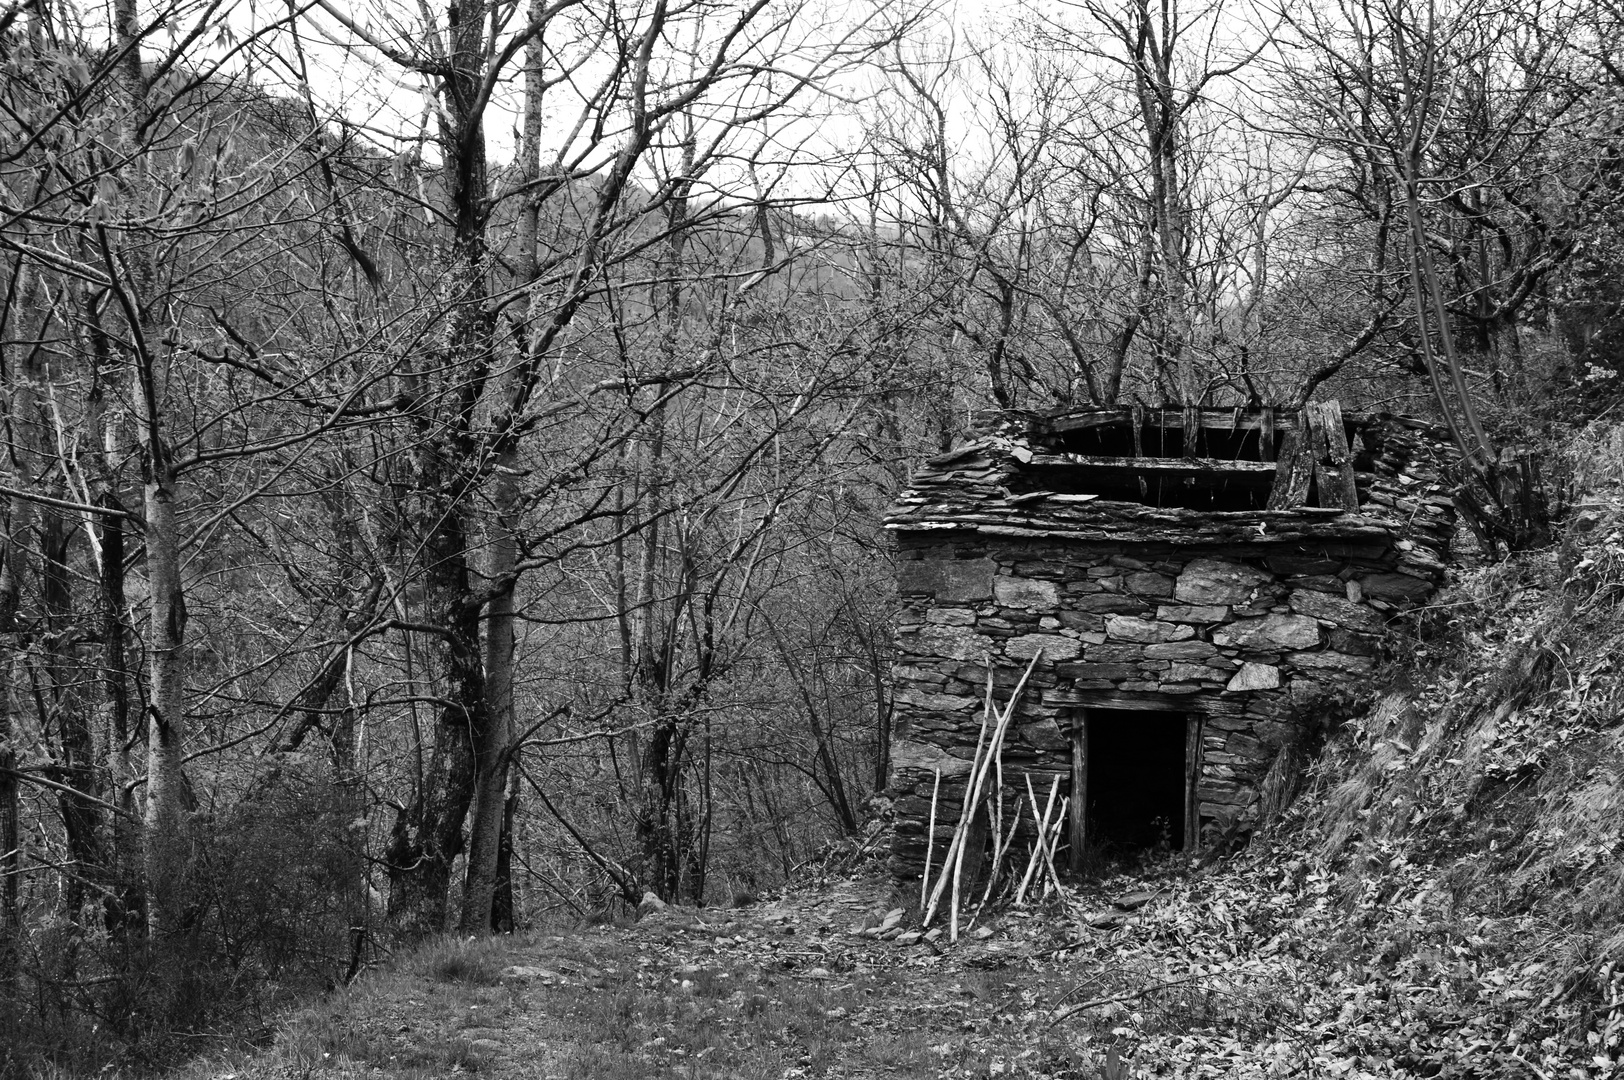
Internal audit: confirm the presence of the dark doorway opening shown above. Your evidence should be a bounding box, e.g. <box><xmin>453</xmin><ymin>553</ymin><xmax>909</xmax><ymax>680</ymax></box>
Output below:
<box><xmin>1081</xmin><ymin>709</ymin><xmax>1191</xmax><ymax>853</ymax></box>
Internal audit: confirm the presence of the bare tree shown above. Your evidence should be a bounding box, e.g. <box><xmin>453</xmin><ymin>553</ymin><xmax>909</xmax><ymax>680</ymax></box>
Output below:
<box><xmin>1272</xmin><ymin>0</ymin><xmax>1607</xmax><ymax>546</ymax></box>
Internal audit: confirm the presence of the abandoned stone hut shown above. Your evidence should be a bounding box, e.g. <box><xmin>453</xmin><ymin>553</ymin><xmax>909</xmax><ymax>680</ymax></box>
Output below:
<box><xmin>885</xmin><ymin>403</ymin><xmax>1456</xmax><ymax>877</ymax></box>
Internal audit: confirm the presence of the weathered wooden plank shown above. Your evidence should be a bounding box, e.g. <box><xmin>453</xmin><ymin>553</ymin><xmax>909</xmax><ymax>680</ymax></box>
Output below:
<box><xmin>1184</xmin><ymin>716</ymin><xmax>1202</xmax><ymax>853</ymax></box>
<box><xmin>1131</xmin><ymin>404</ymin><xmax>1149</xmax><ymax>499</ymax></box>
<box><xmin>1069</xmin><ymin>713</ymin><xmax>1088</xmax><ymax>873</ymax></box>
<box><xmin>1306</xmin><ymin>404</ymin><xmax>1337</xmax><ymax>509</ymax></box>
<box><xmin>1024</xmin><ymin>453</ymin><xmax>1279</xmax><ymax>475</ymax></box>
<box><xmin>884</xmin><ymin>516</ymin><xmax>1401</xmax><ymax>546</ymax></box>
<box><xmin>1049</xmin><ymin>690</ymin><xmax>1249</xmax><ymax>718</ymax></box>
<box><xmin>1266</xmin><ymin>428</ymin><xmax>1314</xmax><ymax>509</ymax></box>
<box><xmin>1037</xmin><ymin>408</ymin><xmax>1303</xmax><ymax>436</ymax></box>
<box><xmin>1039</xmin><ymin>411</ymin><xmax>1133</xmax><ymax>434</ymax></box>
<box><xmin>1306</xmin><ymin>400</ymin><xmax>1361</xmax><ymax>511</ymax></box>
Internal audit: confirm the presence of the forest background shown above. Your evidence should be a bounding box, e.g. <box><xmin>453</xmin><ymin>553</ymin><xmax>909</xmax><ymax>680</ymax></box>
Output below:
<box><xmin>2</xmin><ymin>0</ymin><xmax>1622</xmax><ymax>1069</ymax></box>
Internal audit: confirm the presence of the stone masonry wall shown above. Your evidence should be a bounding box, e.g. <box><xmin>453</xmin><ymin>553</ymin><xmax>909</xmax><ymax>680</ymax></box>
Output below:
<box><xmin>888</xmin><ymin>537</ymin><xmax>1440</xmax><ymax>877</ymax></box>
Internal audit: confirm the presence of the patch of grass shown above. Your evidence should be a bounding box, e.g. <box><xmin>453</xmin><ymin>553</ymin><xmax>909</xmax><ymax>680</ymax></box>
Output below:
<box><xmin>408</xmin><ymin>935</ymin><xmax>510</xmax><ymax>986</ymax></box>
<box><xmin>164</xmin><ymin>921</ymin><xmax>1081</xmax><ymax>1080</ymax></box>
<box><xmin>164</xmin><ymin>931</ymin><xmax>537</xmax><ymax>1080</ymax></box>
<box><xmin>541</xmin><ymin>959</ymin><xmax>889</xmax><ymax>1080</ymax></box>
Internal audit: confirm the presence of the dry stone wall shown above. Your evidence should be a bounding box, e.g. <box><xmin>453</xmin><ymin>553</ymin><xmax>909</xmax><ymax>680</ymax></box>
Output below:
<box><xmin>886</xmin><ymin>411</ymin><xmax>1457</xmax><ymax>878</ymax></box>
<box><xmin>889</xmin><ymin>536</ymin><xmax>1445</xmax><ymax>877</ymax></box>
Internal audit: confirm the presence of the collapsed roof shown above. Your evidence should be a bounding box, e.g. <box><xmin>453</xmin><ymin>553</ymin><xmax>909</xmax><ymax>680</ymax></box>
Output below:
<box><xmin>885</xmin><ymin>402</ymin><xmax>1456</xmax><ymax>551</ymax></box>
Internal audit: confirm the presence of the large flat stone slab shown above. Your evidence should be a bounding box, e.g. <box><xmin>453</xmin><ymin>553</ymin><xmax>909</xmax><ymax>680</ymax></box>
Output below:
<box><xmin>1225</xmin><ymin>662</ymin><xmax>1281</xmax><ymax>691</ymax></box>
<box><xmin>1175</xmin><ymin>558</ymin><xmax>1272</xmax><ymax>605</ymax></box>
<box><xmin>1143</xmin><ymin>640</ymin><xmax>1217</xmax><ymax>660</ymax></box>
<box><xmin>1105</xmin><ymin>615</ymin><xmax>1195</xmax><ymax>644</ymax></box>
<box><xmin>994</xmin><ymin>577</ymin><xmax>1061</xmax><ymax>609</ymax></box>
<box><xmin>1355</xmin><ymin>572</ymin><xmax>1434</xmax><ymax>602</ymax></box>
<box><xmin>890</xmin><ymin>738</ymin><xmax>975</xmax><ymax>777</ymax></box>
<box><xmin>901</xmin><ymin>624</ymin><xmax>992</xmax><ymax>661</ymax></box>
<box><xmin>896</xmin><ymin>558</ymin><xmax>996</xmax><ymax>601</ymax></box>
<box><xmin>1288</xmin><ymin>588</ymin><xmax>1383</xmax><ymax>631</ymax></box>
<box><xmin>1213</xmin><ymin>613</ymin><xmax>1321</xmax><ymax>650</ymax></box>
<box><xmin>1005</xmin><ymin>633</ymin><xmax>1082</xmax><ymax>661</ymax></box>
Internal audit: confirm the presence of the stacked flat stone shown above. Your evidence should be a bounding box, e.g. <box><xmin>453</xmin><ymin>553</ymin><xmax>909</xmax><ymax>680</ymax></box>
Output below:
<box><xmin>885</xmin><ymin>409</ymin><xmax>1454</xmax><ymax>878</ymax></box>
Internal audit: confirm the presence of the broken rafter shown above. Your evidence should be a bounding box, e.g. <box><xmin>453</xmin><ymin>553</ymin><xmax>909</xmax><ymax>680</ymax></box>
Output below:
<box><xmin>1023</xmin><ymin>453</ymin><xmax>1279</xmax><ymax>475</ymax></box>
<box><xmin>1029</xmin><ymin>407</ymin><xmax>1308</xmax><ymax>438</ymax></box>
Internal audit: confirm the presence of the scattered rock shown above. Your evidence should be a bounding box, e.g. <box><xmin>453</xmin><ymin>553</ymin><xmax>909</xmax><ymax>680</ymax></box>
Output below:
<box><xmin>1113</xmin><ymin>890</ymin><xmax>1159</xmax><ymax>911</ymax></box>
<box><xmin>500</xmin><ymin>965</ymin><xmax>560</xmax><ymax>982</ymax></box>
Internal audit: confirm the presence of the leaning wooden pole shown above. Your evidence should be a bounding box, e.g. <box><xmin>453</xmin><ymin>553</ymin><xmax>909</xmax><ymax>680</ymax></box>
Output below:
<box><xmin>949</xmin><ymin>655</ymin><xmax>1038</xmax><ymax>940</ymax></box>
<box><xmin>976</xmin><ymin>799</ymin><xmax>1024</xmax><ymax>912</ymax></box>
<box><xmin>920</xmin><ymin>768</ymin><xmax>941</xmax><ymax>911</ymax></box>
<box><xmin>926</xmin><ymin>654</ymin><xmax>1042</xmax><ymax>938</ymax></box>
<box><xmin>1041</xmin><ymin>798</ymin><xmax>1069</xmax><ymax>896</ymax></box>
<box><xmin>1016</xmin><ymin>774</ymin><xmax>1061</xmax><ymax>906</ymax></box>
<box><xmin>923</xmin><ymin>669</ymin><xmax>996</xmax><ymax>925</ymax></box>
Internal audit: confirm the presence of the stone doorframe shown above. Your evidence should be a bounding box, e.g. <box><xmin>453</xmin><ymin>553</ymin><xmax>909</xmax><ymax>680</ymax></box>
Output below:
<box><xmin>1064</xmin><ymin>701</ymin><xmax>1207</xmax><ymax>868</ymax></box>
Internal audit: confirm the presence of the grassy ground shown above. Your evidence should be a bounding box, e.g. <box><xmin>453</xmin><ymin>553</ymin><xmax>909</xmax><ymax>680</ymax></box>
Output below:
<box><xmin>171</xmin><ymin>882</ymin><xmax>1112</xmax><ymax>1080</ymax></box>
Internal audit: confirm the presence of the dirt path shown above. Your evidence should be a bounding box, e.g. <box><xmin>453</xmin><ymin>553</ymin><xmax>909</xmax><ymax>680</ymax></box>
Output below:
<box><xmin>223</xmin><ymin>869</ymin><xmax>1101</xmax><ymax>1080</ymax></box>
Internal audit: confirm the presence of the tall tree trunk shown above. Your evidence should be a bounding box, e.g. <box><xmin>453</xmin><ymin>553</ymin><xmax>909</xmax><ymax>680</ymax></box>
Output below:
<box><xmin>0</xmin><ymin>494</ymin><xmax>21</xmax><ymax>967</ymax></box>
<box><xmin>630</xmin><ymin>130</ymin><xmax>702</xmax><ymax>903</ymax></box>
<box><xmin>43</xmin><ymin>509</ymin><xmax>104</xmax><ymax>934</ymax></box>
<box><xmin>84</xmin><ymin>304</ymin><xmax>139</xmax><ymax>936</ymax></box>
<box><xmin>109</xmin><ymin>0</ymin><xmax>193</xmax><ymax>953</ymax></box>
<box><xmin>459</xmin><ymin>3</ymin><xmax>543</xmax><ymax>934</ymax></box>
<box><xmin>138</xmin><ymin>428</ymin><xmax>190</xmax><ymax>944</ymax></box>
<box><xmin>0</xmin><ymin>257</ymin><xmax>38</xmax><ymax>968</ymax></box>
<box><xmin>491</xmin><ymin>767</ymin><xmax>522</xmax><ymax>933</ymax></box>
<box><xmin>384</xmin><ymin>506</ymin><xmax>481</xmax><ymax>935</ymax></box>
<box><xmin>460</xmin><ymin>462</ymin><xmax>516</xmax><ymax>933</ymax></box>
<box><xmin>387</xmin><ymin>0</ymin><xmax>494</xmax><ymax>935</ymax></box>
<box><xmin>638</xmin><ymin>716</ymin><xmax>685</xmax><ymax>900</ymax></box>
<box><xmin>330</xmin><ymin>693</ymin><xmax>370</xmax><ymax>977</ymax></box>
